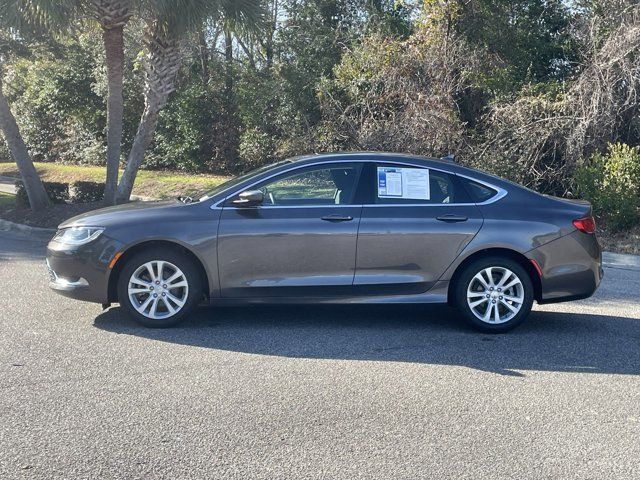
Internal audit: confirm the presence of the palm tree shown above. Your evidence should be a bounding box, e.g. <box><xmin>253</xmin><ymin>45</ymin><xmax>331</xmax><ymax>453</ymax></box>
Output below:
<box><xmin>116</xmin><ymin>0</ymin><xmax>264</xmax><ymax>202</ymax></box>
<box><xmin>2</xmin><ymin>0</ymin><xmax>132</xmax><ymax>205</ymax></box>
<box><xmin>115</xmin><ymin>19</ymin><xmax>182</xmax><ymax>202</ymax></box>
<box><xmin>91</xmin><ymin>0</ymin><xmax>132</xmax><ymax>205</ymax></box>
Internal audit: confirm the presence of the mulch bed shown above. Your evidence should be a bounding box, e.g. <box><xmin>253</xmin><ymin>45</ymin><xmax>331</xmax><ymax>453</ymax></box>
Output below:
<box><xmin>0</xmin><ymin>202</ymin><xmax>105</xmax><ymax>229</ymax></box>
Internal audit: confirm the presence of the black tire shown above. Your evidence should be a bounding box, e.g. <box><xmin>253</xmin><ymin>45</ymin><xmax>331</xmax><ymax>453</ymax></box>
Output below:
<box><xmin>117</xmin><ymin>247</ymin><xmax>202</xmax><ymax>328</ymax></box>
<box><xmin>453</xmin><ymin>256</ymin><xmax>534</xmax><ymax>333</ymax></box>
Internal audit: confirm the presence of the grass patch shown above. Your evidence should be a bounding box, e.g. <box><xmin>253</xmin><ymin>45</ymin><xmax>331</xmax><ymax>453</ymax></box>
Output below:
<box><xmin>0</xmin><ymin>191</ymin><xmax>15</xmax><ymax>208</ymax></box>
<box><xmin>0</xmin><ymin>163</ymin><xmax>229</xmax><ymax>199</ymax></box>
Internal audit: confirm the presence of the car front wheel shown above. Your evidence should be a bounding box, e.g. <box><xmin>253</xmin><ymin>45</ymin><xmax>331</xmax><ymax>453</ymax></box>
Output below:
<box><xmin>117</xmin><ymin>248</ymin><xmax>202</xmax><ymax>328</ymax></box>
<box><xmin>454</xmin><ymin>257</ymin><xmax>534</xmax><ymax>333</ymax></box>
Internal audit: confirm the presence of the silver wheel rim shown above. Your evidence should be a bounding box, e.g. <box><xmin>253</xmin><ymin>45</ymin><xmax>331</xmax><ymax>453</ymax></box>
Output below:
<box><xmin>466</xmin><ymin>267</ymin><xmax>524</xmax><ymax>324</ymax></box>
<box><xmin>127</xmin><ymin>260</ymin><xmax>189</xmax><ymax>320</ymax></box>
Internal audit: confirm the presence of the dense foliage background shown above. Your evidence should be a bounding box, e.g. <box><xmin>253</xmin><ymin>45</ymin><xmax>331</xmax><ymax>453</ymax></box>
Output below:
<box><xmin>1</xmin><ymin>0</ymin><xmax>640</xmax><ymax>228</ymax></box>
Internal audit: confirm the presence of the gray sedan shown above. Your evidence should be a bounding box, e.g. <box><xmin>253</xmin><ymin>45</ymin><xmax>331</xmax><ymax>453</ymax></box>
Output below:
<box><xmin>46</xmin><ymin>153</ymin><xmax>603</xmax><ymax>332</ymax></box>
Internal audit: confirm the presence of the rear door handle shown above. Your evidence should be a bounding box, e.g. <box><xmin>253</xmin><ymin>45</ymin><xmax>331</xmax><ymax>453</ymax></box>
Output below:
<box><xmin>321</xmin><ymin>214</ymin><xmax>353</xmax><ymax>222</ymax></box>
<box><xmin>436</xmin><ymin>214</ymin><xmax>468</xmax><ymax>223</ymax></box>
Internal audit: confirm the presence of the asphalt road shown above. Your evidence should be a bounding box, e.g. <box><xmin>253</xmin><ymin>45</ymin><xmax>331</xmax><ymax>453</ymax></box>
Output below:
<box><xmin>1</xmin><ymin>230</ymin><xmax>639</xmax><ymax>479</ymax></box>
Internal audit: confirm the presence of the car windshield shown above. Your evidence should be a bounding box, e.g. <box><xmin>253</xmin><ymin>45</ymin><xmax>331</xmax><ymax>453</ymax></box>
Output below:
<box><xmin>198</xmin><ymin>160</ymin><xmax>292</xmax><ymax>202</ymax></box>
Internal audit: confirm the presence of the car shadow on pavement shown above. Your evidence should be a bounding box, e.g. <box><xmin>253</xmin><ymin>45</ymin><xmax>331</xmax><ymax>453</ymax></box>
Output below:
<box><xmin>93</xmin><ymin>303</ymin><xmax>640</xmax><ymax>377</ymax></box>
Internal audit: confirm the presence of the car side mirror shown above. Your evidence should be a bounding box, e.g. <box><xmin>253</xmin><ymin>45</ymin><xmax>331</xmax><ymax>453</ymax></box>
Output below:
<box><xmin>232</xmin><ymin>189</ymin><xmax>264</xmax><ymax>206</ymax></box>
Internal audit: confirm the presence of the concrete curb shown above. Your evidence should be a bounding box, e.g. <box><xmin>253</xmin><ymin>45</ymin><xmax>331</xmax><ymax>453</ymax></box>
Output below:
<box><xmin>0</xmin><ymin>218</ymin><xmax>55</xmax><ymax>240</ymax></box>
<box><xmin>602</xmin><ymin>251</ymin><xmax>640</xmax><ymax>270</ymax></box>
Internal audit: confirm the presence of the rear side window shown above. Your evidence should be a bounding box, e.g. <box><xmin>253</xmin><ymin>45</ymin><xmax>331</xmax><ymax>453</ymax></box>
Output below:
<box><xmin>460</xmin><ymin>178</ymin><xmax>499</xmax><ymax>203</ymax></box>
<box><xmin>374</xmin><ymin>164</ymin><xmax>468</xmax><ymax>204</ymax></box>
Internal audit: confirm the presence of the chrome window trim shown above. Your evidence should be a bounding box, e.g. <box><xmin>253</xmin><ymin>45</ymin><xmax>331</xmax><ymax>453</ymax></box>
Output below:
<box><xmin>210</xmin><ymin>159</ymin><xmax>508</xmax><ymax>209</ymax></box>
<box><xmin>455</xmin><ymin>173</ymin><xmax>508</xmax><ymax>206</ymax></box>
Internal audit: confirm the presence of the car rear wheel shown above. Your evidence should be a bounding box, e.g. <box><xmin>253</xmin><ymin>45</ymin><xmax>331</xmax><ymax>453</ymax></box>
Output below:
<box><xmin>454</xmin><ymin>257</ymin><xmax>534</xmax><ymax>333</ymax></box>
<box><xmin>117</xmin><ymin>248</ymin><xmax>202</xmax><ymax>328</ymax></box>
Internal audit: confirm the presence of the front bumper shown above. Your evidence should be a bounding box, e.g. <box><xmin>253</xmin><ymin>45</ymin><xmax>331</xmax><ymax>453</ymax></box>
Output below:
<box><xmin>46</xmin><ymin>235</ymin><xmax>124</xmax><ymax>304</ymax></box>
<box><xmin>47</xmin><ymin>259</ymin><xmax>90</xmax><ymax>291</ymax></box>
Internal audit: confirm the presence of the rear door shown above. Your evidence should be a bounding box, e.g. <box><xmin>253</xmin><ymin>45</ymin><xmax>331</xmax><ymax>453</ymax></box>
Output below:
<box><xmin>354</xmin><ymin>162</ymin><xmax>483</xmax><ymax>294</ymax></box>
<box><xmin>217</xmin><ymin>162</ymin><xmax>364</xmax><ymax>297</ymax></box>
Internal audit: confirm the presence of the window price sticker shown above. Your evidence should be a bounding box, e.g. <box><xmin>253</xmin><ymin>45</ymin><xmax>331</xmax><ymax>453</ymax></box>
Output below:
<box><xmin>377</xmin><ymin>167</ymin><xmax>430</xmax><ymax>200</ymax></box>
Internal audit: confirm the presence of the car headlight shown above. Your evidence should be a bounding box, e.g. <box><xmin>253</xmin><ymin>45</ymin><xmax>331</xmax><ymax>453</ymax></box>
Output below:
<box><xmin>53</xmin><ymin>227</ymin><xmax>104</xmax><ymax>246</ymax></box>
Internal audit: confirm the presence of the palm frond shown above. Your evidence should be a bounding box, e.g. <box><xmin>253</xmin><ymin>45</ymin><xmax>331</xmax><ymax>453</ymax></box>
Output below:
<box><xmin>0</xmin><ymin>0</ymin><xmax>83</xmax><ymax>32</ymax></box>
<box><xmin>219</xmin><ymin>0</ymin><xmax>266</xmax><ymax>37</ymax></box>
<box><xmin>138</xmin><ymin>0</ymin><xmax>265</xmax><ymax>39</ymax></box>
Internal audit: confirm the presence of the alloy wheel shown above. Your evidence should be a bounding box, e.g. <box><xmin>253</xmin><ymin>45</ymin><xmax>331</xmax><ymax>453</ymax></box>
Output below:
<box><xmin>466</xmin><ymin>266</ymin><xmax>524</xmax><ymax>324</ymax></box>
<box><xmin>127</xmin><ymin>260</ymin><xmax>189</xmax><ymax>320</ymax></box>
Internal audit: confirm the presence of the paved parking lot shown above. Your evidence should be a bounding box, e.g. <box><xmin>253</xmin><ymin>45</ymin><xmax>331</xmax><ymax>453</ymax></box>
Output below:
<box><xmin>1</xmin><ymin>229</ymin><xmax>639</xmax><ymax>479</ymax></box>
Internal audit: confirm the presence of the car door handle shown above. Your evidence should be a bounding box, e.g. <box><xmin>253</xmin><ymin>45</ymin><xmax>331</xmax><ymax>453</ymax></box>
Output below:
<box><xmin>436</xmin><ymin>214</ymin><xmax>468</xmax><ymax>223</ymax></box>
<box><xmin>321</xmin><ymin>214</ymin><xmax>354</xmax><ymax>222</ymax></box>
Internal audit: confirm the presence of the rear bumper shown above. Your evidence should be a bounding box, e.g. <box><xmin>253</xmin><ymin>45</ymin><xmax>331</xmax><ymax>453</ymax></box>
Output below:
<box><xmin>527</xmin><ymin>230</ymin><xmax>603</xmax><ymax>303</ymax></box>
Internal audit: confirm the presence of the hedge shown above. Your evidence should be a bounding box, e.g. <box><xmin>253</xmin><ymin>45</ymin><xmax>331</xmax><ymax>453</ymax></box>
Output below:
<box><xmin>71</xmin><ymin>181</ymin><xmax>105</xmax><ymax>203</ymax></box>
<box><xmin>15</xmin><ymin>181</ymin><xmax>69</xmax><ymax>208</ymax></box>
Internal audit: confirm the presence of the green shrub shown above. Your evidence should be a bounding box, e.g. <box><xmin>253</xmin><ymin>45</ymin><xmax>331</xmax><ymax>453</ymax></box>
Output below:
<box><xmin>15</xmin><ymin>182</ymin><xmax>28</xmax><ymax>207</ymax></box>
<box><xmin>575</xmin><ymin>143</ymin><xmax>640</xmax><ymax>231</ymax></box>
<box><xmin>71</xmin><ymin>181</ymin><xmax>105</xmax><ymax>203</ymax></box>
<box><xmin>15</xmin><ymin>181</ymin><xmax>69</xmax><ymax>208</ymax></box>
<box><xmin>46</xmin><ymin>182</ymin><xmax>70</xmax><ymax>204</ymax></box>
<box><xmin>239</xmin><ymin>128</ymin><xmax>276</xmax><ymax>170</ymax></box>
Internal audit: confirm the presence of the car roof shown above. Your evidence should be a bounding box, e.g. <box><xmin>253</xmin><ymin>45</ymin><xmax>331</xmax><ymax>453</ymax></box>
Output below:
<box><xmin>286</xmin><ymin>151</ymin><xmax>458</xmax><ymax>169</ymax></box>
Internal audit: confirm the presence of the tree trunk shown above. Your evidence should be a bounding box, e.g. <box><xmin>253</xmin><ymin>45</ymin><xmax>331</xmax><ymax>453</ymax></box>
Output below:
<box><xmin>115</xmin><ymin>28</ymin><xmax>182</xmax><ymax>203</ymax></box>
<box><xmin>115</xmin><ymin>104</ymin><xmax>160</xmax><ymax>202</ymax></box>
<box><xmin>224</xmin><ymin>27</ymin><xmax>234</xmax><ymax>95</ymax></box>
<box><xmin>102</xmin><ymin>25</ymin><xmax>126</xmax><ymax>205</ymax></box>
<box><xmin>265</xmin><ymin>0</ymin><xmax>278</xmax><ymax>72</ymax></box>
<box><xmin>198</xmin><ymin>25</ymin><xmax>209</xmax><ymax>85</ymax></box>
<box><xmin>0</xmin><ymin>73</ymin><xmax>50</xmax><ymax>211</ymax></box>
<box><xmin>223</xmin><ymin>28</ymin><xmax>240</xmax><ymax>171</ymax></box>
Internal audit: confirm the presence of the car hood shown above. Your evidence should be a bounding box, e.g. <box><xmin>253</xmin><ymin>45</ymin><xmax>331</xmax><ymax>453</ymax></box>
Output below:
<box><xmin>59</xmin><ymin>200</ymin><xmax>184</xmax><ymax>229</ymax></box>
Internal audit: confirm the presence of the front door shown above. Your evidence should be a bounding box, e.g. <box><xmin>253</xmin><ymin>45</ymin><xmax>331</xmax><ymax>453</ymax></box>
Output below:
<box><xmin>354</xmin><ymin>162</ymin><xmax>484</xmax><ymax>294</ymax></box>
<box><xmin>217</xmin><ymin>163</ymin><xmax>364</xmax><ymax>297</ymax></box>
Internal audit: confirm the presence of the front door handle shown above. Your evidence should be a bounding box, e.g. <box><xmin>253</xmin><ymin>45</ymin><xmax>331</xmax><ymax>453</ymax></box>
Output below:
<box><xmin>436</xmin><ymin>214</ymin><xmax>468</xmax><ymax>223</ymax></box>
<box><xmin>321</xmin><ymin>214</ymin><xmax>354</xmax><ymax>222</ymax></box>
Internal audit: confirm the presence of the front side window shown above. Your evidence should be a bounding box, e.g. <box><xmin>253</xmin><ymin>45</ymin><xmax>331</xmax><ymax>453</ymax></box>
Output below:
<box><xmin>375</xmin><ymin>164</ymin><xmax>465</xmax><ymax>204</ymax></box>
<box><xmin>199</xmin><ymin>160</ymin><xmax>291</xmax><ymax>201</ymax></box>
<box><xmin>257</xmin><ymin>164</ymin><xmax>362</xmax><ymax>206</ymax></box>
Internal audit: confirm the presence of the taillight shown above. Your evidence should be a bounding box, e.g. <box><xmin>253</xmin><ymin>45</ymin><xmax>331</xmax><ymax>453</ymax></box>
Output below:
<box><xmin>573</xmin><ymin>216</ymin><xmax>596</xmax><ymax>234</ymax></box>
